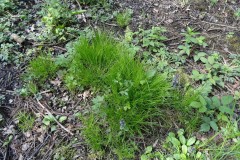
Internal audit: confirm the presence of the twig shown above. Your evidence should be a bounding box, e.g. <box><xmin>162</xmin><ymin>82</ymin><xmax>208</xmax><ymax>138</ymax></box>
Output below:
<box><xmin>201</xmin><ymin>21</ymin><xmax>239</xmax><ymax>29</ymax></box>
<box><xmin>37</xmin><ymin>100</ymin><xmax>74</xmax><ymax>136</ymax></box>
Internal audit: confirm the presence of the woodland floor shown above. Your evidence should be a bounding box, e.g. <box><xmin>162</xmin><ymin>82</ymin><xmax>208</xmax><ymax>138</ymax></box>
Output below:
<box><xmin>0</xmin><ymin>0</ymin><xmax>240</xmax><ymax>160</ymax></box>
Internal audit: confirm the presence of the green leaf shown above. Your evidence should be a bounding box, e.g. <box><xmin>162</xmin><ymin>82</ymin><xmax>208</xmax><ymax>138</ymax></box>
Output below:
<box><xmin>42</xmin><ymin>118</ymin><xmax>50</xmax><ymax>126</ymax></box>
<box><xmin>145</xmin><ymin>146</ymin><xmax>152</xmax><ymax>154</ymax></box>
<box><xmin>182</xmin><ymin>145</ymin><xmax>188</xmax><ymax>154</ymax></box>
<box><xmin>221</xmin><ymin>95</ymin><xmax>234</xmax><ymax>105</ymax></box>
<box><xmin>202</xmin><ymin>116</ymin><xmax>210</xmax><ymax>123</ymax></box>
<box><xmin>199</xmin><ymin>96</ymin><xmax>207</xmax><ymax>106</ymax></box>
<box><xmin>200</xmin><ymin>123</ymin><xmax>210</xmax><ymax>132</ymax></box>
<box><xmin>212</xmin><ymin>96</ymin><xmax>220</xmax><ymax>108</ymax></box>
<box><xmin>146</xmin><ymin>69</ymin><xmax>156</xmax><ymax>79</ymax></box>
<box><xmin>196</xmin><ymin>152</ymin><xmax>202</xmax><ymax>159</ymax></box>
<box><xmin>187</xmin><ymin>137</ymin><xmax>196</xmax><ymax>146</ymax></box>
<box><xmin>199</xmin><ymin>106</ymin><xmax>207</xmax><ymax>113</ymax></box>
<box><xmin>200</xmin><ymin>57</ymin><xmax>208</xmax><ymax>63</ymax></box>
<box><xmin>140</xmin><ymin>155</ymin><xmax>148</xmax><ymax>160</ymax></box>
<box><xmin>59</xmin><ymin>116</ymin><xmax>67</xmax><ymax>123</ymax></box>
<box><xmin>179</xmin><ymin>135</ymin><xmax>186</xmax><ymax>145</ymax></box>
<box><xmin>189</xmin><ymin>101</ymin><xmax>202</xmax><ymax>108</ymax></box>
<box><xmin>219</xmin><ymin>105</ymin><xmax>233</xmax><ymax>115</ymax></box>
<box><xmin>210</xmin><ymin>121</ymin><xmax>218</xmax><ymax>131</ymax></box>
<box><xmin>170</xmin><ymin>137</ymin><xmax>181</xmax><ymax>148</ymax></box>
<box><xmin>208</xmin><ymin>56</ymin><xmax>215</xmax><ymax>65</ymax></box>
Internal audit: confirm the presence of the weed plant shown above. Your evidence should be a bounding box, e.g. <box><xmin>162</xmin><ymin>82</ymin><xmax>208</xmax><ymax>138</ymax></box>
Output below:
<box><xmin>27</xmin><ymin>31</ymin><xmax>199</xmax><ymax>159</ymax></box>
<box><xmin>26</xmin><ymin>54</ymin><xmax>57</xmax><ymax>83</ymax></box>
<box><xmin>68</xmin><ymin>32</ymin><xmax>198</xmax><ymax>158</ymax></box>
<box><xmin>17</xmin><ymin>112</ymin><xmax>35</xmax><ymax>132</ymax></box>
<box><xmin>115</xmin><ymin>9</ymin><xmax>133</xmax><ymax>28</ymax></box>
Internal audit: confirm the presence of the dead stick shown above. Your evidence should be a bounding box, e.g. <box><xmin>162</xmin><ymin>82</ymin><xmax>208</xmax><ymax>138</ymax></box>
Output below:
<box><xmin>37</xmin><ymin>100</ymin><xmax>74</xmax><ymax>136</ymax></box>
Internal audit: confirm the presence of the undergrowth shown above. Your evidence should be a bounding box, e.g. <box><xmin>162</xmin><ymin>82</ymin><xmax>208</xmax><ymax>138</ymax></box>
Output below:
<box><xmin>26</xmin><ymin>32</ymin><xmax>199</xmax><ymax>158</ymax></box>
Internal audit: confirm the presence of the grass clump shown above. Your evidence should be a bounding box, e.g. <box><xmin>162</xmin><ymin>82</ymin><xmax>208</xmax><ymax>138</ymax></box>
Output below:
<box><xmin>17</xmin><ymin>112</ymin><xmax>35</xmax><ymax>132</ymax></box>
<box><xmin>66</xmin><ymin>32</ymin><xmax>123</xmax><ymax>89</ymax></box>
<box><xmin>27</xmin><ymin>54</ymin><xmax>57</xmax><ymax>83</ymax></box>
<box><xmin>26</xmin><ymin>31</ymin><xmax>198</xmax><ymax>159</ymax></box>
<box><xmin>69</xmin><ymin>32</ymin><xmax>197</xmax><ymax>158</ymax></box>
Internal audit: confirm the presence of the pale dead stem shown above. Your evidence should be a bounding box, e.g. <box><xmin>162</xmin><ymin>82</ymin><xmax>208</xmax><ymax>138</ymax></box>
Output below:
<box><xmin>37</xmin><ymin>99</ymin><xmax>74</xmax><ymax>136</ymax></box>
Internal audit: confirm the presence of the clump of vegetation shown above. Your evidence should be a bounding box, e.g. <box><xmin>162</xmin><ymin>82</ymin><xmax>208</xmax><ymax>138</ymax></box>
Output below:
<box><xmin>0</xmin><ymin>0</ymin><xmax>14</xmax><ymax>14</ymax></box>
<box><xmin>65</xmin><ymin>32</ymin><xmax>198</xmax><ymax>158</ymax></box>
<box><xmin>40</xmin><ymin>0</ymin><xmax>85</xmax><ymax>41</ymax></box>
<box><xmin>17</xmin><ymin>112</ymin><xmax>35</xmax><ymax>132</ymax></box>
<box><xmin>26</xmin><ymin>54</ymin><xmax>57</xmax><ymax>83</ymax></box>
<box><xmin>53</xmin><ymin>140</ymin><xmax>77</xmax><ymax>160</ymax></box>
<box><xmin>115</xmin><ymin>9</ymin><xmax>133</xmax><ymax>27</ymax></box>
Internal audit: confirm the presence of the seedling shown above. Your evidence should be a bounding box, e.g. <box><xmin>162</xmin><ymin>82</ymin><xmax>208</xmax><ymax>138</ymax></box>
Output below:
<box><xmin>17</xmin><ymin>112</ymin><xmax>35</xmax><ymax>132</ymax></box>
<box><xmin>115</xmin><ymin>9</ymin><xmax>133</xmax><ymax>27</ymax></box>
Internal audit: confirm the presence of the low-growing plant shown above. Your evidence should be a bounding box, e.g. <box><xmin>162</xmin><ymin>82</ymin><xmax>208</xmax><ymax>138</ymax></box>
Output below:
<box><xmin>0</xmin><ymin>0</ymin><xmax>14</xmax><ymax>14</ymax></box>
<box><xmin>17</xmin><ymin>112</ymin><xmax>35</xmax><ymax>132</ymax></box>
<box><xmin>115</xmin><ymin>9</ymin><xmax>133</xmax><ymax>27</ymax></box>
<box><xmin>26</xmin><ymin>54</ymin><xmax>57</xmax><ymax>84</ymax></box>
<box><xmin>53</xmin><ymin>139</ymin><xmax>77</xmax><ymax>160</ymax></box>
<box><xmin>163</xmin><ymin>129</ymin><xmax>204</xmax><ymax>159</ymax></box>
<box><xmin>40</xmin><ymin>0</ymin><xmax>86</xmax><ymax>41</ymax></box>
<box><xmin>190</xmin><ymin>95</ymin><xmax>235</xmax><ymax>132</ymax></box>
<box><xmin>178</xmin><ymin>27</ymin><xmax>207</xmax><ymax>56</ymax></box>
<box><xmin>141</xmin><ymin>146</ymin><xmax>164</xmax><ymax>160</ymax></box>
<box><xmin>26</xmin><ymin>31</ymin><xmax>199</xmax><ymax>159</ymax></box>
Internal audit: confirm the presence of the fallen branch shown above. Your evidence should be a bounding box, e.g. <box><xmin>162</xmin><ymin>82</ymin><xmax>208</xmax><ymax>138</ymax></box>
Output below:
<box><xmin>37</xmin><ymin>100</ymin><xmax>74</xmax><ymax>136</ymax></box>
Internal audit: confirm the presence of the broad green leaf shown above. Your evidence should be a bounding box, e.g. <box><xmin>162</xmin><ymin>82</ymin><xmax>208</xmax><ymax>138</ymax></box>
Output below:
<box><xmin>202</xmin><ymin>116</ymin><xmax>211</xmax><ymax>123</ymax></box>
<box><xmin>196</xmin><ymin>152</ymin><xmax>202</xmax><ymax>159</ymax></box>
<box><xmin>200</xmin><ymin>123</ymin><xmax>210</xmax><ymax>132</ymax></box>
<box><xmin>173</xmin><ymin>154</ymin><xmax>181</xmax><ymax>159</ymax></box>
<box><xmin>210</xmin><ymin>121</ymin><xmax>218</xmax><ymax>131</ymax></box>
<box><xmin>146</xmin><ymin>69</ymin><xmax>156</xmax><ymax>79</ymax></box>
<box><xmin>212</xmin><ymin>96</ymin><xmax>220</xmax><ymax>108</ymax></box>
<box><xmin>190</xmin><ymin>101</ymin><xmax>202</xmax><ymax>108</ymax></box>
<box><xmin>179</xmin><ymin>135</ymin><xmax>186</xmax><ymax>145</ymax></box>
<box><xmin>177</xmin><ymin>129</ymin><xmax>184</xmax><ymax>135</ymax></box>
<box><xmin>199</xmin><ymin>106</ymin><xmax>207</xmax><ymax>113</ymax></box>
<box><xmin>59</xmin><ymin>116</ymin><xmax>67</xmax><ymax>123</ymax></box>
<box><xmin>219</xmin><ymin>105</ymin><xmax>233</xmax><ymax>115</ymax></box>
<box><xmin>180</xmin><ymin>153</ymin><xmax>187</xmax><ymax>159</ymax></box>
<box><xmin>170</xmin><ymin>137</ymin><xmax>181</xmax><ymax>147</ymax></box>
<box><xmin>192</xmin><ymin>70</ymin><xmax>200</xmax><ymax>76</ymax></box>
<box><xmin>140</xmin><ymin>155</ymin><xmax>148</xmax><ymax>160</ymax></box>
<box><xmin>145</xmin><ymin>146</ymin><xmax>152</xmax><ymax>154</ymax></box>
<box><xmin>200</xmin><ymin>57</ymin><xmax>208</xmax><ymax>63</ymax></box>
<box><xmin>208</xmin><ymin>56</ymin><xmax>215</xmax><ymax>65</ymax></box>
<box><xmin>187</xmin><ymin>137</ymin><xmax>196</xmax><ymax>146</ymax></box>
<box><xmin>199</xmin><ymin>95</ymin><xmax>207</xmax><ymax>106</ymax></box>
<box><xmin>182</xmin><ymin>145</ymin><xmax>188</xmax><ymax>154</ymax></box>
<box><xmin>42</xmin><ymin>119</ymin><xmax>50</xmax><ymax>126</ymax></box>
<box><xmin>221</xmin><ymin>95</ymin><xmax>234</xmax><ymax>105</ymax></box>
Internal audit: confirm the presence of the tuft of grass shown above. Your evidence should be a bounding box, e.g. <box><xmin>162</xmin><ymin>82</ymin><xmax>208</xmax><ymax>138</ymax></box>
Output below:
<box><xmin>67</xmin><ymin>32</ymin><xmax>123</xmax><ymax>89</ymax></box>
<box><xmin>115</xmin><ymin>9</ymin><xmax>133</xmax><ymax>28</ymax></box>
<box><xmin>27</xmin><ymin>54</ymin><xmax>57</xmax><ymax>83</ymax></box>
<box><xmin>17</xmin><ymin>112</ymin><xmax>35</xmax><ymax>132</ymax></box>
<box><xmin>70</xmin><ymin>32</ymin><xmax>197</xmax><ymax>158</ymax></box>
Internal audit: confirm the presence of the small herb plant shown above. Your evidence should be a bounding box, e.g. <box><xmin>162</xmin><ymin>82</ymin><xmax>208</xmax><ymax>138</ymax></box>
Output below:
<box><xmin>17</xmin><ymin>112</ymin><xmax>35</xmax><ymax>132</ymax></box>
<box><xmin>178</xmin><ymin>27</ymin><xmax>207</xmax><ymax>56</ymax></box>
<box><xmin>190</xmin><ymin>95</ymin><xmax>235</xmax><ymax>132</ymax></box>
<box><xmin>115</xmin><ymin>9</ymin><xmax>133</xmax><ymax>27</ymax></box>
<box><xmin>164</xmin><ymin>129</ymin><xmax>203</xmax><ymax>159</ymax></box>
<box><xmin>140</xmin><ymin>146</ymin><xmax>163</xmax><ymax>160</ymax></box>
